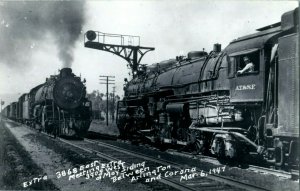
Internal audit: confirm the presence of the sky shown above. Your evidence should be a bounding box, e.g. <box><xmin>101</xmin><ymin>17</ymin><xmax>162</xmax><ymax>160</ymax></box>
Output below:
<box><xmin>0</xmin><ymin>0</ymin><xmax>298</xmax><ymax>106</ymax></box>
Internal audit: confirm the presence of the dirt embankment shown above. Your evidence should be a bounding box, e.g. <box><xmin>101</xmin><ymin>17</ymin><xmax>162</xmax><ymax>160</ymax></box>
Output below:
<box><xmin>0</xmin><ymin>120</ymin><xmax>58</xmax><ymax>190</ymax></box>
<box><xmin>1</xmin><ymin>120</ymin><xmax>155</xmax><ymax>191</ymax></box>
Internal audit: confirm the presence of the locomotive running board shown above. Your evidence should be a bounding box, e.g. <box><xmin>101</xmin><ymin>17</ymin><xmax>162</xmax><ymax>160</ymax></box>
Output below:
<box><xmin>144</xmin><ymin>136</ymin><xmax>188</xmax><ymax>146</ymax></box>
<box><xmin>163</xmin><ymin>138</ymin><xmax>188</xmax><ymax>145</ymax></box>
<box><xmin>176</xmin><ymin>140</ymin><xmax>188</xmax><ymax>146</ymax></box>
<box><xmin>163</xmin><ymin>138</ymin><xmax>172</xmax><ymax>143</ymax></box>
<box><xmin>145</xmin><ymin>136</ymin><xmax>155</xmax><ymax>142</ymax></box>
<box><xmin>138</xmin><ymin>129</ymin><xmax>152</xmax><ymax>133</ymax></box>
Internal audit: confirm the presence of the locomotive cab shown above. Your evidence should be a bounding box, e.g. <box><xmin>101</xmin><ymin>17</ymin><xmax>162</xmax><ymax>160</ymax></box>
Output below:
<box><xmin>227</xmin><ymin>48</ymin><xmax>264</xmax><ymax>103</ymax></box>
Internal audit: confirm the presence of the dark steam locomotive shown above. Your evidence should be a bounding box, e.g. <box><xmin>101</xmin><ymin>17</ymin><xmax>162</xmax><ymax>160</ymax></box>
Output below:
<box><xmin>2</xmin><ymin>68</ymin><xmax>92</xmax><ymax>137</ymax></box>
<box><xmin>116</xmin><ymin>8</ymin><xmax>299</xmax><ymax>167</ymax></box>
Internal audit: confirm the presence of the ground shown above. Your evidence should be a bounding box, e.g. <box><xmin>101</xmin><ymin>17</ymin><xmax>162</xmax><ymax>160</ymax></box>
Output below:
<box><xmin>0</xmin><ymin>118</ymin><xmax>298</xmax><ymax>191</ymax></box>
<box><xmin>88</xmin><ymin>120</ymin><xmax>119</xmax><ymax>137</ymax></box>
<box><xmin>0</xmin><ymin>119</ymin><xmax>154</xmax><ymax>191</ymax></box>
<box><xmin>0</xmin><ymin>120</ymin><xmax>57</xmax><ymax>190</ymax></box>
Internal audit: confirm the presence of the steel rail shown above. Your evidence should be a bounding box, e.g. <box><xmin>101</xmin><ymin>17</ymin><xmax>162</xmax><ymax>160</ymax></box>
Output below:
<box><xmin>83</xmin><ymin>138</ymin><xmax>268</xmax><ymax>191</ymax></box>
<box><xmin>58</xmin><ymin>138</ymin><xmax>199</xmax><ymax>191</ymax></box>
<box><xmin>169</xmin><ymin>149</ymin><xmax>298</xmax><ymax>180</ymax></box>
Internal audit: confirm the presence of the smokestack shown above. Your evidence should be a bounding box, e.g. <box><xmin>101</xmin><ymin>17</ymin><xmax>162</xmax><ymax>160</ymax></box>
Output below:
<box><xmin>60</xmin><ymin>68</ymin><xmax>72</xmax><ymax>78</ymax></box>
<box><xmin>213</xmin><ymin>43</ymin><xmax>221</xmax><ymax>52</ymax></box>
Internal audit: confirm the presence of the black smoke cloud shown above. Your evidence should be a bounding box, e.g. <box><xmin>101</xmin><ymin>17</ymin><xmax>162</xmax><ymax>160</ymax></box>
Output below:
<box><xmin>0</xmin><ymin>1</ymin><xmax>86</xmax><ymax>69</ymax></box>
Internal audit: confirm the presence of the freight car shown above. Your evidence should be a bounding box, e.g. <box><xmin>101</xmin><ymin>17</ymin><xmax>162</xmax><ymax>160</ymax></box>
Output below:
<box><xmin>9</xmin><ymin>102</ymin><xmax>17</xmax><ymax>120</ymax></box>
<box><xmin>1</xmin><ymin>105</ymin><xmax>10</xmax><ymax>119</ymax></box>
<box><xmin>2</xmin><ymin>68</ymin><xmax>92</xmax><ymax>138</ymax></box>
<box><xmin>114</xmin><ymin>8</ymin><xmax>299</xmax><ymax>167</ymax></box>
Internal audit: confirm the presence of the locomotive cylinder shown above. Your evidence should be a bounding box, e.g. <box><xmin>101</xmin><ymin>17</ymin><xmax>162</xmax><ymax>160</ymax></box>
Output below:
<box><xmin>166</xmin><ymin>103</ymin><xmax>189</xmax><ymax>114</ymax></box>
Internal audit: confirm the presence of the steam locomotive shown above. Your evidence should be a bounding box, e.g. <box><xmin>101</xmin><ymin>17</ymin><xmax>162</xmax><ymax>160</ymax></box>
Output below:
<box><xmin>2</xmin><ymin>68</ymin><xmax>92</xmax><ymax>137</ymax></box>
<box><xmin>116</xmin><ymin>8</ymin><xmax>299</xmax><ymax>167</ymax></box>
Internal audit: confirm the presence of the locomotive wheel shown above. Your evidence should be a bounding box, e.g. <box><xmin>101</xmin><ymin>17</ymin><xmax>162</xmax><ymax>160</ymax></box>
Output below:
<box><xmin>193</xmin><ymin>139</ymin><xmax>204</xmax><ymax>154</ymax></box>
<box><xmin>117</xmin><ymin>119</ymin><xmax>132</xmax><ymax>140</ymax></box>
<box><xmin>34</xmin><ymin>122</ymin><xmax>42</xmax><ymax>132</ymax></box>
<box><xmin>275</xmin><ymin>142</ymin><xmax>284</xmax><ymax>167</ymax></box>
<box><xmin>157</xmin><ymin>139</ymin><xmax>168</xmax><ymax>151</ymax></box>
<box><xmin>212</xmin><ymin>137</ymin><xmax>226</xmax><ymax>158</ymax></box>
<box><xmin>117</xmin><ymin>122</ymin><xmax>126</xmax><ymax>139</ymax></box>
<box><xmin>217</xmin><ymin>139</ymin><xmax>226</xmax><ymax>158</ymax></box>
<box><xmin>177</xmin><ymin>128</ymin><xmax>188</xmax><ymax>141</ymax></box>
<box><xmin>123</xmin><ymin>121</ymin><xmax>138</xmax><ymax>140</ymax></box>
<box><xmin>122</xmin><ymin>123</ymin><xmax>130</xmax><ymax>139</ymax></box>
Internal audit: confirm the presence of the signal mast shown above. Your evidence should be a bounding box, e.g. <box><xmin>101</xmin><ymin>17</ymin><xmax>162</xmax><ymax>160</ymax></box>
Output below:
<box><xmin>84</xmin><ymin>30</ymin><xmax>155</xmax><ymax>77</ymax></box>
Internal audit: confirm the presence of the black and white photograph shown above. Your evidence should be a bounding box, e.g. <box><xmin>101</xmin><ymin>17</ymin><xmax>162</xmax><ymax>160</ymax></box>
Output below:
<box><xmin>0</xmin><ymin>0</ymin><xmax>299</xmax><ymax>190</ymax></box>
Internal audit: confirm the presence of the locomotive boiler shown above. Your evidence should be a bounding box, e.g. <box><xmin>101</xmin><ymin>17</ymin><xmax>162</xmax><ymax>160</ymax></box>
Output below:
<box><xmin>116</xmin><ymin>8</ymin><xmax>299</xmax><ymax>167</ymax></box>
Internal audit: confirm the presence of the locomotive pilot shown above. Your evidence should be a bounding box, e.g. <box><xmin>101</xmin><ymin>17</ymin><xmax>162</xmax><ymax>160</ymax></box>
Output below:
<box><xmin>237</xmin><ymin>56</ymin><xmax>254</xmax><ymax>74</ymax></box>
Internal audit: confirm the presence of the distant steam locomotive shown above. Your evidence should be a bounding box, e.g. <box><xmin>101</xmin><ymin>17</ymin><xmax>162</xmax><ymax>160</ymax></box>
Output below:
<box><xmin>116</xmin><ymin>8</ymin><xmax>299</xmax><ymax>167</ymax></box>
<box><xmin>2</xmin><ymin>68</ymin><xmax>92</xmax><ymax>137</ymax></box>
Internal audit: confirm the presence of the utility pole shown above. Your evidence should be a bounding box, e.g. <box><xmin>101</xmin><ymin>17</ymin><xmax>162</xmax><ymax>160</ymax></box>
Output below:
<box><xmin>99</xmin><ymin>75</ymin><xmax>115</xmax><ymax>126</ymax></box>
<box><xmin>112</xmin><ymin>86</ymin><xmax>116</xmax><ymax>121</ymax></box>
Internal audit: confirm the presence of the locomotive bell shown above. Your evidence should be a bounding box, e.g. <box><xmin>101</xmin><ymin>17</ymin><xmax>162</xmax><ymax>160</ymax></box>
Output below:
<box><xmin>86</xmin><ymin>30</ymin><xmax>97</xmax><ymax>41</ymax></box>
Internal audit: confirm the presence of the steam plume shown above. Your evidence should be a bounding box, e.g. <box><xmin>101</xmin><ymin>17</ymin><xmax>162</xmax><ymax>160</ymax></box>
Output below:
<box><xmin>0</xmin><ymin>1</ymin><xmax>86</xmax><ymax>68</ymax></box>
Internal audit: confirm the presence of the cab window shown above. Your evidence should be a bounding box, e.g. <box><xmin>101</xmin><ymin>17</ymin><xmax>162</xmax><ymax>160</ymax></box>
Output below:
<box><xmin>228</xmin><ymin>57</ymin><xmax>236</xmax><ymax>78</ymax></box>
<box><xmin>228</xmin><ymin>51</ymin><xmax>259</xmax><ymax>77</ymax></box>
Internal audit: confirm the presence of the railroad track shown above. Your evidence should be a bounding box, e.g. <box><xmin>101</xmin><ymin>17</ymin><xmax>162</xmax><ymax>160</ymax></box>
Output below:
<box><xmin>58</xmin><ymin>138</ymin><xmax>199</xmax><ymax>191</ymax></box>
<box><xmin>248</xmin><ymin>165</ymin><xmax>299</xmax><ymax>180</ymax></box>
<box><xmin>6</xmin><ymin>120</ymin><xmax>299</xmax><ymax>181</ymax></box>
<box><xmin>57</xmin><ymin>137</ymin><xmax>269</xmax><ymax>191</ymax></box>
<box><xmin>166</xmin><ymin>149</ymin><xmax>299</xmax><ymax>180</ymax></box>
<box><xmin>5</xmin><ymin>120</ymin><xmax>298</xmax><ymax>189</ymax></box>
<box><xmin>111</xmin><ymin>136</ymin><xmax>299</xmax><ymax>181</ymax></box>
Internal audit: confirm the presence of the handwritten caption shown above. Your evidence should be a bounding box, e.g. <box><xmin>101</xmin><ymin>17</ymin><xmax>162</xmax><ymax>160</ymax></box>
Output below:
<box><xmin>23</xmin><ymin>160</ymin><xmax>226</xmax><ymax>187</ymax></box>
<box><xmin>23</xmin><ymin>175</ymin><xmax>47</xmax><ymax>188</ymax></box>
<box><xmin>56</xmin><ymin>160</ymin><xmax>225</xmax><ymax>183</ymax></box>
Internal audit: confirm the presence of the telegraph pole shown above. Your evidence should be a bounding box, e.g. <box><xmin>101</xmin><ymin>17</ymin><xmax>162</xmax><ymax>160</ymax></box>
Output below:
<box><xmin>99</xmin><ymin>75</ymin><xmax>115</xmax><ymax>126</ymax></box>
<box><xmin>112</xmin><ymin>86</ymin><xmax>116</xmax><ymax>121</ymax></box>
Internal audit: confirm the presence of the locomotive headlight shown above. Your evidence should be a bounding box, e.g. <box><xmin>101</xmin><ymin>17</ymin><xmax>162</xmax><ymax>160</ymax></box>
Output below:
<box><xmin>86</xmin><ymin>30</ymin><xmax>96</xmax><ymax>41</ymax></box>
